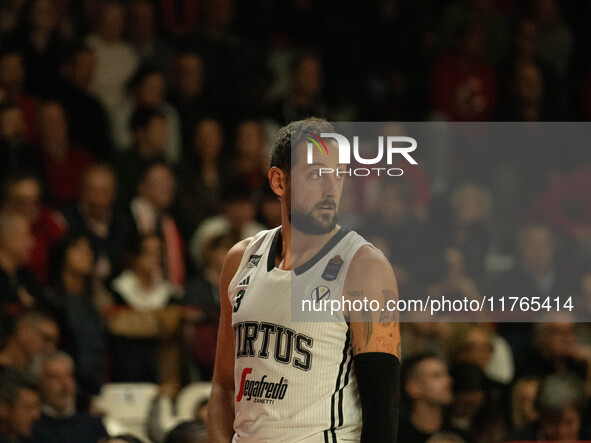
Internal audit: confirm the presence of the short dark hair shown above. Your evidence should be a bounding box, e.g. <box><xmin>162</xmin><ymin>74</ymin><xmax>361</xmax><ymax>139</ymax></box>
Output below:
<box><xmin>401</xmin><ymin>352</ymin><xmax>442</xmax><ymax>398</ymax></box>
<box><xmin>0</xmin><ymin>370</ymin><xmax>39</xmax><ymax>406</ymax></box>
<box><xmin>130</xmin><ymin>107</ymin><xmax>164</xmax><ymax>132</ymax></box>
<box><xmin>164</xmin><ymin>421</ymin><xmax>207</xmax><ymax>443</ymax></box>
<box><xmin>269</xmin><ymin>117</ymin><xmax>333</xmax><ymax>172</ymax></box>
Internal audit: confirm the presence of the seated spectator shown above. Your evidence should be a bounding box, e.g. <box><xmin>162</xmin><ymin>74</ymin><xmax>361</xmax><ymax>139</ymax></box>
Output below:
<box><xmin>430</xmin><ymin>21</ymin><xmax>497</xmax><ymax>121</ymax></box>
<box><xmin>127</xmin><ymin>0</ymin><xmax>172</xmax><ymax>68</ymax></box>
<box><xmin>53</xmin><ymin>44</ymin><xmax>113</xmax><ymax>160</ymax></box>
<box><xmin>164</xmin><ymin>421</ymin><xmax>207</xmax><ymax>443</ymax></box>
<box><xmin>0</xmin><ymin>370</ymin><xmax>40</xmax><ymax>443</ymax></box>
<box><xmin>514</xmin><ymin>320</ymin><xmax>591</xmax><ymax>383</ymax></box>
<box><xmin>510</xmin><ymin>377</ymin><xmax>540</xmax><ymax>431</ymax></box>
<box><xmin>105</xmin><ymin>234</ymin><xmax>182</xmax><ymax>384</ymax></box>
<box><xmin>10</xmin><ymin>0</ymin><xmax>68</xmax><ymax>97</ymax></box>
<box><xmin>0</xmin><ymin>102</ymin><xmax>42</xmax><ymax>179</ymax></box>
<box><xmin>112</xmin><ymin>64</ymin><xmax>181</xmax><ymax>163</ymax></box>
<box><xmin>190</xmin><ymin>180</ymin><xmax>265</xmax><ymax>270</ymax></box>
<box><xmin>32</xmin><ymin>351</ymin><xmax>108</xmax><ymax>443</ymax></box>
<box><xmin>506</xmin><ymin>373</ymin><xmax>590</xmax><ymax>441</ymax></box>
<box><xmin>60</xmin><ymin>163</ymin><xmax>131</xmax><ymax>284</ymax></box>
<box><xmin>185</xmin><ymin>233</ymin><xmax>234</xmax><ymax>379</ymax></box>
<box><xmin>128</xmin><ymin>162</ymin><xmax>185</xmax><ymax>287</ymax></box>
<box><xmin>0</xmin><ymin>47</ymin><xmax>36</xmax><ymax>142</ymax></box>
<box><xmin>48</xmin><ymin>234</ymin><xmax>107</xmax><ymax>397</ymax></box>
<box><xmin>266</xmin><ymin>52</ymin><xmax>330</xmax><ymax>126</ymax></box>
<box><xmin>34</xmin><ymin>100</ymin><xmax>94</xmax><ymax>206</ymax></box>
<box><xmin>86</xmin><ymin>0</ymin><xmax>139</xmax><ymax>119</ymax></box>
<box><xmin>448</xmin><ymin>363</ymin><xmax>507</xmax><ymax>443</ymax></box>
<box><xmin>2</xmin><ymin>172</ymin><xmax>66</xmax><ymax>284</ymax></box>
<box><xmin>399</xmin><ymin>352</ymin><xmax>454</xmax><ymax>443</ymax></box>
<box><xmin>168</xmin><ymin>51</ymin><xmax>209</xmax><ymax>154</ymax></box>
<box><xmin>227</xmin><ymin>119</ymin><xmax>268</xmax><ymax>191</ymax></box>
<box><xmin>0</xmin><ymin>309</ymin><xmax>59</xmax><ymax>372</ymax></box>
<box><xmin>0</xmin><ymin>212</ymin><xmax>46</xmax><ymax>326</ymax></box>
<box><xmin>176</xmin><ymin>117</ymin><xmax>225</xmax><ymax>239</ymax></box>
<box><xmin>114</xmin><ymin>107</ymin><xmax>168</xmax><ymax>207</ymax></box>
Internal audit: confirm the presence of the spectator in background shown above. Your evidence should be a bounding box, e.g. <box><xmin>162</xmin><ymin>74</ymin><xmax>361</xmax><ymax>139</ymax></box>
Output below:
<box><xmin>0</xmin><ymin>370</ymin><xmax>40</xmax><ymax>443</ymax></box>
<box><xmin>105</xmin><ymin>234</ymin><xmax>182</xmax><ymax>384</ymax></box>
<box><xmin>127</xmin><ymin>0</ymin><xmax>172</xmax><ymax>68</ymax></box>
<box><xmin>399</xmin><ymin>353</ymin><xmax>454</xmax><ymax>443</ymax></box>
<box><xmin>0</xmin><ymin>102</ymin><xmax>42</xmax><ymax>179</ymax></box>
<box><xmin>0</xmin><ymin>47</ymin><xmax>36</xmax><ymax>142</ymax></box>
<box><xmin>32</xmin><ymin>351</ymin><xmax>108</xmax><ymax>443</ymax></box>
<box><xmin>189</xmin><ymin>179</ymin><xmax>265</xmax><ymax>270</ymax></box>
<box><xmin>47</xmin><ymin>234</ymin><xmax>107</xmax><ymax>397</ymax></box>
<box><xmin>493</xmin><ymin>224</ymin><xmax>574</xmax><ymax>357</ymax></box>
<box><xmin>176</xmin><ymin>117</ymin><xmax>225</xmax><ymax>239</ymax></box>
<box><xmin>0</xmin><ymin>309</ymin><xmax>59</xmax><ymax>371</ymax></box>
<box><xmin>0</xmin><ymin>213</ymin><xmax>45</xmax><ymax>324</ymax></box>
<box><xmin>164</xmin><ymin>421</ymin><xmax>207</xmax><ymax>443</ymax></box>
<box><xmin>112</xmin><ymin>64</ymin><xmax>181</xmax><ymax>163</ymax></box>
<box><xmin>514</xmin><ymin>320</ymin><xmax>591</xmax><ymax>384</ymax></box>
<box><xmin>60</xmin><ymin>163</ymin><xmax>130</xmax><ymax>285</ymax></box>
<box><xmin>510</xmin><ymin>377</ymin><xmax>540</xmax><ymax>431</ymax></box>
<box><xmin>430</xmin><ymin>21</ymin><xmax>498</xmax><ymax>121</ymax></box>
<box><xmin>266</xmin><ymin>52</ymin><xmax>329</xmax><ymax>126</ymax></box>
<box><xmin>227</xmin><ymin>119</ymin><xmax>268</xmax><ymax>191</ymax></box>
<box><xmin>1</xmin><ymin>172</ymin><xmax>66</xmax><ymax>284</ymax></box>
<box><xmin>35</xmin><ymin>100</ymin><xmax>94</xmax><ymax>206</ymax></box>
<box><xmin>128</xmin><ymin>162</ymin><xmax>185</xmax><ymax>287</ymax></box>
<box><xmin>184</xmin><ymin>233</ymin><xmax>234</xmax><ymax>380</ymax></box>
<box><xmin>11</xmin><ymin>0</ymin><xmax>67</xmax><ymax>96</ymax></box>
<box><xmin>168</xmin><ymin>51</ymin><xmax>209</xmax><ymax>155</ymax></box>
<box><xmin>54</xmin><ymin>44</ymin><xmax>113</xmax><ymax>160</ymax></box>
<box><xmin>86</xmin><ymin>0</ymin><xmax>139</xmax><ymax>119</ymax></box>
<box><xmin>534</xmin><ymin>0</ymin><xmax>573</xmax><ymax>82</ymax></box>
<box><xmin>506</xmin><ymin>373</ymin><xmax>590</xmax><ymax>441</ymax></box>
<box><xmin>114</xmin><ymin>107</ymin><xmax>168</xmax><ymax>206</ymax></box>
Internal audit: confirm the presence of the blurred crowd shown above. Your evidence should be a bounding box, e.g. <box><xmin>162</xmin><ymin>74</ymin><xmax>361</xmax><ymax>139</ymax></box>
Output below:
<box><xmin>1</xmin><ymin>0</ymin><xmax>591</xmax><ymax>441</ymax></box>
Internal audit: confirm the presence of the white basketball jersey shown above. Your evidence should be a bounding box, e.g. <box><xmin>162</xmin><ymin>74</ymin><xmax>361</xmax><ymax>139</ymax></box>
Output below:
<box><xmin>229</xmin><ymin>226</ymin><xmax>370</xmax><ymax>442</ymax></box>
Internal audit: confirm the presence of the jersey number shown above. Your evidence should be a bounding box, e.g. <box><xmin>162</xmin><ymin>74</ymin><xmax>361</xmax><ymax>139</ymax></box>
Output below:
<box><xmin>233</xmin><ymin>289</ymin><xmax>246</xmax><ymax>312</ymax></box>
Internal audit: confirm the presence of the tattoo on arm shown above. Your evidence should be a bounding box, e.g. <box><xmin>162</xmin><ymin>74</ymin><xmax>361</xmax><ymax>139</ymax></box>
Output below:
<box><xmin>362</xmin><ymin>309</ymin><xmax>372</xmax><ymax>345</ymax></box>
<box><xmin>378</xmin><ymin>289</ymin><xmax>398</xmax><ymax>326</ymax></box>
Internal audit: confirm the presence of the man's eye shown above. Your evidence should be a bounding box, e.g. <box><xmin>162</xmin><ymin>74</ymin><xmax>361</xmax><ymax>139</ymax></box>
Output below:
<box><xmin>309</xmin><ymin>170</ymin><xmax>321</xmax><ymax>180</ymax></box>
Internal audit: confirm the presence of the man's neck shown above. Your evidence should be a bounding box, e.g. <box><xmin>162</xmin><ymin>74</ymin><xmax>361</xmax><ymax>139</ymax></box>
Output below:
<box><xmin>278</xmin><ymin>221</ymin><xmax>339</xmax><ymax>270</ymax></box>
<box><xmin>411</xmin><ymin>401</ymin><xmax>444</xmax><ymax>434</ymax></box>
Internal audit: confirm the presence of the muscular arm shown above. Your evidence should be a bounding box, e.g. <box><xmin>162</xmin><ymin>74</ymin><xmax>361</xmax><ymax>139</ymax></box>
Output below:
<box><xmin>344</xmin><ymin>246</ymin><xmax>401</xmax><ymax>443</ymax></box>
<box><xmin>208</xmin><ymin>238</ymin><xmax>251</xmax><ymax>443</ymax></box>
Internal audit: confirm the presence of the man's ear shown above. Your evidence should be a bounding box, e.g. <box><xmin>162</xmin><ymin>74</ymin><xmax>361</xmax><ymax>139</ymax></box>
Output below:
<box><xmin>268</xmin><ymin>167</ymin><xmax>287</xmax><ymax>198</ymax></box>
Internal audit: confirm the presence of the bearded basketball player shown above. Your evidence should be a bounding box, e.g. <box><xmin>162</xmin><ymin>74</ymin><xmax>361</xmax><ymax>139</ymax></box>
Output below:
<box><xmin>209</xmin><ymin>118</ymin><xmax>401</xmax><ymax>442</ymax></box>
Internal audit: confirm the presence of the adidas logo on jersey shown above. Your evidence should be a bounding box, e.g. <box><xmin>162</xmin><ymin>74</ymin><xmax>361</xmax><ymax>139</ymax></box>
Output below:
<box><xmin>237</xmin><ymin>368</ymin><xmax>288</xmax><ymax>403</ymax></box>
<box><xmin>239</xmin><ymin>275</ymin><xmax>251</xmax><ymax>286</ymax></box>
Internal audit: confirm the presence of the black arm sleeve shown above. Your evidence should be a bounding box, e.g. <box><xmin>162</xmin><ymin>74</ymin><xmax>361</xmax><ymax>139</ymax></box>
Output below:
<box><xmin>353</xmin><ymin>352</ymin><xmax>400</xmax><ymax>443</ymax></box>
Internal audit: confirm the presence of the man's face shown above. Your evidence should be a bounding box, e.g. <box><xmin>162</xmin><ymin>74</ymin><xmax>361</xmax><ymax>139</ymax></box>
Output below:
<box><xmin>9</xmin><ymin>389</ymin><xmax>40</xmax><ymax>437</ymax></box>
<box><xmin>140</xmin><ymin>166</ymin><xmax>175</xmax><ymax>211</ymax></box>
<box><xmin>289</xmin><ymin>139</ymin><xmax>345</xmax><ymax>235</ymax></box>
<box><xmin>81</xmin><ymin>169</ymin><xmax>116</xmax><ymax>219</ymax></box>
<box><xmin>4</xmin><ymin>179</ymin><xmax>41</xmax><ymax>223</ymax></box>
<box><xmin>541</xmin><ymin>407</ymin><xmax>581</xmax><ymax>441</ymax></box>
<box><xmin>520</xmin><ymin>227</ymin><xmax>553</xmax><ymax>270</ymax></box>
<box><xmin>409</xmin><ymin>358</ymin><xmax>453</xmax><ymax>406</ymax></box>
<box><xmin>41</xmin><ymin>358</ymin><xmax>76</xmax><ymax>413</ymax></box>
<box><xmin>17</xmin><ymin>320</ymin><xmax>59</xmax><ymax>359</ymax></box>
<box><xmin>0</xmin><ymin>216</ymin><xmax>34</xmax><ymax>266</ymax></box>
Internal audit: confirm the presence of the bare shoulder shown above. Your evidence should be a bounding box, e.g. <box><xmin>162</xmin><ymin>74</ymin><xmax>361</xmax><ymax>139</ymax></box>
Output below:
<box><xmin>348</xmin><ymin>244</ymin><xmax>395</xmax><ymax>280</ymax></box>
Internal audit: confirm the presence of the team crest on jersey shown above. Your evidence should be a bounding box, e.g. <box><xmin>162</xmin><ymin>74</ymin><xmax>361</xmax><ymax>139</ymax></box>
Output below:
<box><xmin>311</xmin><ymin>286</ymin><xmax>331</xmax><ymax>302</ymax></box>
<box><xmin>322</xmin><ymin>255</ymin><xmax>344</xmax><ymax>281</ymax></box>
<box><xmin>246</xmin><ymin>254</ymin><xmax>262</xmax><ymax>268</ymax></box>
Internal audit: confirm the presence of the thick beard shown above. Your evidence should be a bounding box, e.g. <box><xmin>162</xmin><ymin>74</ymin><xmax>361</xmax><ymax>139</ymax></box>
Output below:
<box><xmin>290</xmin><ymin>205</ymin><xmax>338</xmax><ymax>235</ymax></box>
